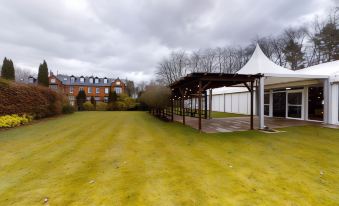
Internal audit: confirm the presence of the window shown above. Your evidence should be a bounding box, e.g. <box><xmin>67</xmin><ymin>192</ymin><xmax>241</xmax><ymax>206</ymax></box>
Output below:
<box><xmin>79</xmin><ymin>87</ymin><xmax>84</xmax><ymax>91</ymax></box>
<box><xmin>88</xmin><ymin>87</ymin><xmax>92</xmax><ymax>93</ymax></box>
<box><xmin>68</xmin><ymin>96</ymin><xmax>75</xmax><ymax>101</ymax></box>
<box><xmin>51</xmin><ymin>78</ymin><xmax>56</xmax><ymax>83</ymax></box>
<box><xmin>63</xmin><ymin>77</ymin><xmax>67</xmax><ymax>81</ymax></box>
<box><xmin>69</xmin><ymin>86</ymin><xmax>74</xmax><ymax>94</ymax></box>
<box><xmin>115</xmin><ymin>87</ymin><xmax>122</xmax><ymax>94</ymax></box>
<box><xmin>96</xmin><ymin>87</ymin><xmax>100</xmax><ymax>94</ymax></box>
<box><xmin>105</xmin><ymin>87</ymin><xmax>109</xmax><ymax>94</ymax></box>
<box><xmin>287</xmin><ymin>90</ymin><xmax>303</xmax><ymax>119</ymax></box>
<box><xmin>80</xmin><ymin>77</ymin><xmax>85</xmax><ymax>83</ymax></box>
<box><xmin>104</xmin><ymin>97</ymin><xmax>109</xmax><ymax>103</ymax></box>
<box><xmin>50</xmin><ymin>85</ymin><xmax>57</xmax><ymax>90</ymax></box>
<box><xmin>28</xmin><ymin>78</ymin><xmax>34</xmax><ymax>83</ymax></box>
<box><xmin>95</xmin><ymin>78</ymin><xmax>99</xmax><ymax>84</ymax></box>
<box><xmin>95</xmin><ymin>97</ymin><xmax>100</xmax><ymax>101</ymax></box>
<box><xmin>116</xmin><ymin>81</ymin><xmax>121</xmax><ymax>86</ymax></box>
<box><xmin>89</xmin><ymin>78</ymin><xmax>93</xmax><ymax>84</ymax></box>
<box><xmin>86</xmin><ymin>97</ymin><xmax>91</xmax><ymax>101</ymax></box>
<box><xmin>104</xmin><ymin>78</ymin><xmax>108</xmax><ymax>84</ymax></box>
<box><xmin>264</xmin><ymin>93</ymin><xmax>270</xmax><ymax>116</ymax></box>
<box><xmin>70</xmin><ymin>77</ymin><xmax>75</xmax><ymax>83</ymax></box>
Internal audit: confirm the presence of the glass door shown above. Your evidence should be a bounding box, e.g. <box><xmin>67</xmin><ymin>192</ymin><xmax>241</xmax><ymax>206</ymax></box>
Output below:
<box><xmin>308</xmin><ymin>86</ymin><xmax>323</xmax><ymax>121</ymax></box>
<box><xmin>287</xmin><ymin>90</ymin><xmax>303</xmax><ymax>119</ymax></box>
<box><xmin>273</xmin><ymin>91</ymin><xmax>286</xmax><ymax>117</ymax></box>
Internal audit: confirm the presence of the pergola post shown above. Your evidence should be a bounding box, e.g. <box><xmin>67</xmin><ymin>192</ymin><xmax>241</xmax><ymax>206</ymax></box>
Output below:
<box><xmin>171</xmin><ymin>98</ymin><xmax>174</xmax><ymax>122</ymax></box>
<box><xmin>198</xmin><ymin>81</ymin><xmax>202</xmax><ymax>131</ymax></box>
<box><xmin>204</xmin><ymin>91</ymin><xmax>208</xmax><ymax>119</ymax></box>
<box><xmin>250</xmin><ymin>81</ymin><xmax>254</xmax><ymax>130</ymax></box>
<box><xmin>258</xmin><ymin>77</ymin><xmax>265</xmax><ymax>129</ymax></box>
<box><xmin>190</xmin><ymin>97</ymin><xmax>193</xmax><ymax>117</ymax></box>
<box><xmin>182</xmin><ymin>92</ymin><xmax>185</xmax><ymax>125</ymax></box>
<box><xmin>209</xmin><ymin>89</ymin><xmax>212</xmax><ymax>119</ymax></box>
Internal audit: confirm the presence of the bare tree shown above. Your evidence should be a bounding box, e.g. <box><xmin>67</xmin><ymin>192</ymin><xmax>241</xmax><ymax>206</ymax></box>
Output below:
<box><xmin>15</xmin><ymin>67</ymin><xmax>35</xmax><ymax>82</ymax></box>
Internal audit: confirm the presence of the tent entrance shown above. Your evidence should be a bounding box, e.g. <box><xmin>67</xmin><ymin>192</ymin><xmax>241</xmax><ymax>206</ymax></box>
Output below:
<box><xmin>308</xmin><ymin>86</ymin><xmax>324</xmax><ymax>121</ymax></box>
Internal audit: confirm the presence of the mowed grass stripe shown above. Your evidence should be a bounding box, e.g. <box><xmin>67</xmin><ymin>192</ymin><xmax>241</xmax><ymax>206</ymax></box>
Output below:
<box><xmin>0</xmin><ymin>113</ymin><xmax>116</xmax><ymax>205</ymax></box>
<box><xmin>0</xmin><ymin>112</ymin><xmax>338</xmax><ymax>205</ymax></box>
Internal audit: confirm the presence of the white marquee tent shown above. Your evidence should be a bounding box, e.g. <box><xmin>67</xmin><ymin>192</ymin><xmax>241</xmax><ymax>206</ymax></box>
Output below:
<box><xmin>210</xmin><ymin>44</ymin><xmax>339</xmax><ymax>128</ymax></box>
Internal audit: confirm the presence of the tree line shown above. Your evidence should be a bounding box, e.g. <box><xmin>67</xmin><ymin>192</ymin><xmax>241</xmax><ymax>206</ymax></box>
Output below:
<box><xmin>1</xmin><ymin>58</ymin><xmax>50</xmax><ymax>86</ymax></box>
<box><xmin>157</xmin><ymin>7</ymin><xmax>339</xmax><ymax>85</ymax></box>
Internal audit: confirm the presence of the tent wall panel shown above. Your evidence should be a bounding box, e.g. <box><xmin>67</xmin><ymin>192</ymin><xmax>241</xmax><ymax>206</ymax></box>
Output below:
<box><xmin>210</xmin><ymin>92</ymin><xmax>257</xmax><ymax>115</ymax></box>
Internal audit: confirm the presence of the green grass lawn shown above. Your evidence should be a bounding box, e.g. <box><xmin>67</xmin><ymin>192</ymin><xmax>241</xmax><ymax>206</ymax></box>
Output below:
<box><xmin>211</xmin><ymin>111</ymin><xmax>245</xmax><ymax>118</ymax></box>
<box><xmin>0</xmin><ymin>112</ymin><xmax>338</xmax><ymax>205</ymax></box>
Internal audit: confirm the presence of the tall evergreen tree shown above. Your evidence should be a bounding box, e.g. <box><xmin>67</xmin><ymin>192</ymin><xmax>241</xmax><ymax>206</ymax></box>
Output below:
<box><xmin>108</xmin><ymin>91</ymin><xmax>118</xmax><ymax>103</ymax></box>
<box><xmin>125</xmin><ymin>80</ymin><xmax>135</xmax><ymax>97</ymax></box>
<box><xmin>1</xmin><ymin>57</ymin><xmax>8</xmax><ymax>79</ymax></box>
<box><xmin>37</xmin><ymin>60</ymin><xmax>49</xmax><ymax>86</ymax></box>
<box><xmin>283</xmin><ymin>39</ymin><xmax>304</xmax><ymax>70</ymax></box>
<box><xmin>1</xmin><ymin>57</ymin><xmax>15</xmax><ymax>80</ymax></box>
<box><xmin>76</xmin><ymin>90</ymin><xmax>87</xmax><ymax>111</ymax></box>
<box><xmin>8</xmin><ymin>59</ymin><xmax>15</xmax><ymax>80</ymax></box>
<box><xmin>90</xmin><ymin>96</ymin><xmax>96</xmax><ymax>109</ymax></box>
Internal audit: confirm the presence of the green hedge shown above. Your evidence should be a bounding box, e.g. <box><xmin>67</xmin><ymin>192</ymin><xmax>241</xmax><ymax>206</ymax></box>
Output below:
<box><xmin>0</xmin><ymin>78</ymin><xmax>66</xmax><ymax>118</ymax></box>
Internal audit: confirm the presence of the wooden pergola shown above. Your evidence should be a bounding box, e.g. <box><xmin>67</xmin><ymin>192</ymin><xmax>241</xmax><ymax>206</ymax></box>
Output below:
<box><xmin>169</xmin><ymin>73</ymin><xmax>262</xmax><ymax>131</ymax></box>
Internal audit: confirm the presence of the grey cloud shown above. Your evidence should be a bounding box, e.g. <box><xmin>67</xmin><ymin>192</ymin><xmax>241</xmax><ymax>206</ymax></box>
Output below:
<box><xmin>0</xmin><ymin>0</ymin><xmax>335</xmax><ymax>83</ymax></box>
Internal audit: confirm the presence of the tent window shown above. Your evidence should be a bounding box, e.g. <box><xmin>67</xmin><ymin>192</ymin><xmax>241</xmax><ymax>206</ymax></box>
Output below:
<box><xmin>287</xmin><ymin>90</ymin><xmax>303</xmax><ymax>119</ymax></box>
<box><xmin>264</xmin><ymin>93</ymin><xmax>270</xmax><ymax>116</ymax></box>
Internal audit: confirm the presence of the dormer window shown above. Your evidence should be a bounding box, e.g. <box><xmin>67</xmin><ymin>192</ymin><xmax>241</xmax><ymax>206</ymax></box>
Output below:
<box><xmin>70</xmin><ymin>76</ymin><xmax>75</xmax><ymax>83</ymax></box>
<box><xmin>104</xmin><ymin>78</ymin><xmax>108</xmax><ymax>84</ymax></box>
<box><xmin>95</xmin><ymin>78</ymin><xmax>99</xmax><ymax>84</ymax></box>
<box><xmin>80</xmin><ymin>77</ymin><xmax>85</xmax><ymax>83</ymax></box>
<box><xmin>51</xmin><ymin>78</ymin><xmax>56</xmax><ymax>83</ymax></box>
<box><xmin>89</xmin><ymin>78</ymin><xmax>93</xmax><ymax>84</ymax></box>
<box><xmin>116</xmin><ymin>81</ymin><xmax>121</xmax><ymax>86</ymax></box>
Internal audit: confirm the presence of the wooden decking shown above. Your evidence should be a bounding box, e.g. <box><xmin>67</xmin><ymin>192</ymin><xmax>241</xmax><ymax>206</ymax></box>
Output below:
<box><xmin>173</xmin><ymin>115</ymin><xmax>322</xmax><ymax>133</ymax></box>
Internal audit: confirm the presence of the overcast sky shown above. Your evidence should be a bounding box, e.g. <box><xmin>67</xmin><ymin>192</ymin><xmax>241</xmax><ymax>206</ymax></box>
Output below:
<box><xmin>0</xmin><ymin>0</ymin><xmax>336</xmax><ymax>83</ymax></box>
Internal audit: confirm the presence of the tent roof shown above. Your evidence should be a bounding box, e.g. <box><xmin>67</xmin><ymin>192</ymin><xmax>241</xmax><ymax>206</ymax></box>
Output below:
<box><xmin>295</xmin><ymin>60</ymin><xmax>339</xmax><ymax>76</ymax></box>
<box><xmin>237</xmin><ymin>44</ymin><xmax>295</xmax><ymax>76</ymax></box>
<box><xmin>236</xmin><ymin>44</ymin><xmax>328</xmax><ymax>79</ymax></box>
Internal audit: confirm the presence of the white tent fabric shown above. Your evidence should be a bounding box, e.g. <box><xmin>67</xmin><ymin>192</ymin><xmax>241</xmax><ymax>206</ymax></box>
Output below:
<box><xmin>212</xmin><ymin>87</ymin><xmax>248</xmax><ymax>95</ymax></box>
<box><xmin>295</xmin><ymin>60</ymin><xmax>339</xmax><ymax>82</ymax></box>
<box><xmin>236</xmin><ymin>44</ymin><xmax>328</xmax><ymax>79</ymax></box>
<box><xmin>237</xmin><ymin>44</ymin><xmax>295</xmax><ymax>76</ymax></box>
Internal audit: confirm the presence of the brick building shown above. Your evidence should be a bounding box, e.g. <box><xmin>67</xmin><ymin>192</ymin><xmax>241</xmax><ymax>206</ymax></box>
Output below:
<box><xmin>49</xmin><ymin>74</ymin><xmax>126</xmax><ymax>106</ymax></box>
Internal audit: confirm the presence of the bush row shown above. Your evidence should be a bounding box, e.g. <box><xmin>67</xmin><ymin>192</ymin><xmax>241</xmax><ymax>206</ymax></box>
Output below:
<box><xmin>0</xmin><ymin>114</ymin><xmax>33</xmax><ymax>128</ymax></box>
<box><xmin>0</xmin><ymin>78</ymin><xmax>69</xmax><ymax>118</ymax></box>
<box><xmin>79</xmin><ymin>94</ymin><xmax>137</xmax><ymax>111</ymax></box>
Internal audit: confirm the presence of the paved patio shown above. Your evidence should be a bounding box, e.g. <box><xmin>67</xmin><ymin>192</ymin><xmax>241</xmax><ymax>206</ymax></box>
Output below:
<box><xmin>173</xmin><ymin>115</ymin><xmax>323</xmax><ymax>133</ymax></box>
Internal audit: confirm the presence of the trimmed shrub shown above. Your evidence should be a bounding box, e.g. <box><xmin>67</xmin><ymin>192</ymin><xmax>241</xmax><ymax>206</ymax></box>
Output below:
<box><xmin>0</xmin><ymin>78</ymin><xmax>65</xmax><ymax>118</ymax></box>
<box><xmin>95</xmin><ymin>102</ymin><xmax>107</xmax><ymax>111</ymax></box>
<box><xmin>83</xmin><ymin>101</ymin><xmax>95</xmax><ymax>111</ymax></box>
<box><xmin>76</xmin><ymin>90</ymin><xmax>87</xmax><ymax>111</ymax></box>
<box><xmin>0</xmin><ymin>114</ymin><xmax>33</xmax><ymax>128</ymax></box>
<box><xmin>62</xmin><ymin>104</ymin><xmax>75</xmax><ymax>114</ymax></box>
<box><xmin>107</xmin><ymin>94</ymin><xmax>136</xmax><ymax>111</ymax></box>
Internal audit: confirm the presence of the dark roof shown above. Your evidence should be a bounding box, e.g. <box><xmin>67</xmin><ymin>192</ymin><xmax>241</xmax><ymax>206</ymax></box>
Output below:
<box><xmin>170</xmin><ymin>72</ymin><xmax>262</xmax><ymax>99</ymax></box>
<box><xmin>54</xmin><ymin>74</ymin><xmax>124</xmax><ymax>86</ymax></box>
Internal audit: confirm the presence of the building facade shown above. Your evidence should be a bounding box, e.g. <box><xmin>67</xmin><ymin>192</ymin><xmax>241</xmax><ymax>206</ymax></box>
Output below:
<box><xmin>49</xmin><ymin>74</ymin><xmax>126</xmax><ymax>106</ymax></box>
